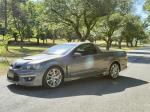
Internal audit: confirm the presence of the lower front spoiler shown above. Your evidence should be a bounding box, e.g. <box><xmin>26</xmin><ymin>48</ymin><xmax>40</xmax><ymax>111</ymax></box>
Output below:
<box><xmin>7</xmin><ymin>75</ymin><xmax>42</xmax><ymax>87</ymax></box>
<box><xmin>7</xmin><ymin>78</ymin><xmax>38</xmax><ymax>87</ymax></box>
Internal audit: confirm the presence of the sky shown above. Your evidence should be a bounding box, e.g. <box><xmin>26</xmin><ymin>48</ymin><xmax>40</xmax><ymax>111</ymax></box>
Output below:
<box><xmin>133</xmin><ymin>0</ymin><xmax>148</xmax><ymax>20</ymax></box>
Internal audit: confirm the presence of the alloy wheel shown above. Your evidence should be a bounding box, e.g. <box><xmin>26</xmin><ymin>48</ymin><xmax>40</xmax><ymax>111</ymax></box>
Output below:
<box><xmin>46</xmin><ymin>68</ymin><xmax>63</xmax><ymax>88</ymax></box>
<box><xmin>110</xmin><ymin>63</ymin><xmax>120</xmax><ymax>79</ymax></box>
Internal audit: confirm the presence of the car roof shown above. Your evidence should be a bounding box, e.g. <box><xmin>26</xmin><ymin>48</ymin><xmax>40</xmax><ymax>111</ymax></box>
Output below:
<box><xmin>63</xmin><ymin>42</ymin><xmax>91</xmax><ymax>46</ymax></box>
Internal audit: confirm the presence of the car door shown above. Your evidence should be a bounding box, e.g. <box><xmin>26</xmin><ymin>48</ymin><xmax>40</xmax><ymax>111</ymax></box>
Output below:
<box><xmin>82</xmin><ymin>43</ymin><xmax>108</xmax><ymax>74</ymax></box>
<box><xmin>93</xmin><ymin>50</ymin><xmax>109</xmax><ymax>74</ymax></box>
<box><xmin>68</xmin><ymin>43</ymin><xmax>100</xmax><ymax>76</ymax></box>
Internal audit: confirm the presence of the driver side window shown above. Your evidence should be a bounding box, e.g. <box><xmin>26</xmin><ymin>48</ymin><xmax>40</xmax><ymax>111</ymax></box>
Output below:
<box><xmin>74</xmin><ymin>44</ymin><xmax>98</xmax><ymax>56</ymax></box>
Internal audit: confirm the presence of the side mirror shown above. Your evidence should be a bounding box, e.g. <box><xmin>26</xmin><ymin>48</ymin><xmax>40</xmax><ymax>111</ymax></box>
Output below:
<box><xmin>73</xmin><ymin>52</ymin><xmax>82</xmax><ymax>57</ymax></box>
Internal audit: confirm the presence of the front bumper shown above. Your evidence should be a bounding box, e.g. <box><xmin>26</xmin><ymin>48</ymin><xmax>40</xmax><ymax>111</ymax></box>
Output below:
<box><xmin>7</xmin><ymin>68</ymin><xmax>45</xmax><ymax>86</ymax></box>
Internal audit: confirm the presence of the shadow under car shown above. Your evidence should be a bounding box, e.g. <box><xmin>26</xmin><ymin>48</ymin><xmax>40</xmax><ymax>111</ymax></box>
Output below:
<box><xmin>7</xmin><ymin>76</ymin><xmax>148</xmax><ymax>99</ymax></box>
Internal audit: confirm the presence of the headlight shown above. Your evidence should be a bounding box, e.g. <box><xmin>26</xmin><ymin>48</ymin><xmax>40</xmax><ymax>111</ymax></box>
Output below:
<box><xmin>22</xmin><ymin>64</ymin><xmax>41</xmax><ymax>70</ymax></box>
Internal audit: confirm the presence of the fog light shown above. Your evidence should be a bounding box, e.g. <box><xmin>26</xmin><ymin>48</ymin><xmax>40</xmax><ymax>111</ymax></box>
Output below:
<box><xmin>24</xmin><ymin>77</ymin><xmax>35</xmax><ymax>81</ymax></box>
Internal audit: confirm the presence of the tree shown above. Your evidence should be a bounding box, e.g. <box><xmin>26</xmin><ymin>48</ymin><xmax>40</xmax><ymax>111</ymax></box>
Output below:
<box><xmin>44</xmin><ymin>0</ymin><xmax>118</xmax><ymax>42</ymax></box>
<box><xmin>144</xmin><ymin>0</ymin><xmax>150</xmax><ymax>23</ymax></box>
<box><xmin>144</xmin><ymin>0</ymin><xmax>150</xmax><ymax>44</ymax></box>
<box><xmin>32</xmin><ymin>1</ymin><xmax>49</xmax><ymax>44</ymax></box>
<box><xmin>117</xmin><ymin>0</ymin><xmax>133</xmax><ymax>49</ymax></box>
<box><xmin>99</xmin><ymin>13</ymin><xmax>122</xmax><ymax>50</ymax></box>
<box><xmin>91</xmin><ymin>0</ymin><xmax>133</xmax><ymax>50</ymax></box>
<box><xmin>9</xmin><ymin>0</ymin><xmax>28</xmax><ymax>48</ymax></box>
<box><xmin>0</xmin><ymin>0</ymin><xmax>5</xmax><ymax>23</ymax></box>
<box><xmin>121</xmin><ymin>15</ymin><xmax>147</xmax><ymax>47</ymax></box>
<box><xmin>0</xmin><ymin>0</ymin><xmax>147</xmax><ymax>50</ymax></box>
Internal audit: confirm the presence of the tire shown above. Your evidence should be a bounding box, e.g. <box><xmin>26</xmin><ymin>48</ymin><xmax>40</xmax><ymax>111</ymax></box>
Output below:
<box><xmin>42</xmin><ymin>66</ymin><xmax>64</xmax><ymax>88</ymax></box>
<box><xmin>109</xmin><ymin>63</ymin><xmax>120</xmax><ymax>79</ymax></box>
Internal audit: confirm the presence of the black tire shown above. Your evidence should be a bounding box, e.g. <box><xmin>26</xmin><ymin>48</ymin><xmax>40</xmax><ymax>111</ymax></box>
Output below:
<box><xmin>42</xmin><ymin>66</ymin><xmax>64</xmax><ymax>88</ymax></box>
<box><xmin>109</xmin><ymin>63</ymin><xmax>120</xmax><ymax>79</ymax></box>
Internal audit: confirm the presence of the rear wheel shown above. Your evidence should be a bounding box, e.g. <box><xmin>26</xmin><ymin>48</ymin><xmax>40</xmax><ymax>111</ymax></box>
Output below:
<box><xmin>109</xmin><ymin>63</ymin><xmax>120</xmax><ymax>79</ymax></box>
<box><xmin>43</xmin><ymin>67</ymin><xmax>64</xmax><ymax>88</ymax></box>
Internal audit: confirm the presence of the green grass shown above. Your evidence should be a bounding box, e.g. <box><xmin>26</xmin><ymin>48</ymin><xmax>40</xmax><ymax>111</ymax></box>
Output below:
<box><xmin>0</xmin><ymin>62</ymin><xmax>9</xmax><ymax>76</ymax></box>
<box><xmin>110</xmin><ymin>46</ymin><xmax>144</xmax><ymax>51</ymax></box>
<box><xmin>0</xmin><ymin>46</ymin><xmax>49</xmax><ymax>75</ymax></box>
<box><xmin>0</xmin><ymin>62</ymin><xmax>9</xmax><ymax>67</ymax></box>
<box><xmin>0</xmin><ymin>38</ymin><xmax>70</xmax><ymax>57</ymax></box>
<box><xmin>1</xmin><ymin>46</ymin><xmax>48</xmax><ymax>58</ymax></box>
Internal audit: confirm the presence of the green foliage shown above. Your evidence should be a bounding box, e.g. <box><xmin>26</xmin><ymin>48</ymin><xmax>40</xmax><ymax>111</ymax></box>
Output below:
<box><xmin>0</xmin><ymin>34</ymin><xmax>11</xmax><ymax>64</ymax></box>
<box><xmin>97</xmin><ymin>13</ymin><xmax>122</xmax><ymax>50</ymax></box>
<box><xmin>144</xmin><ymin>0</ymin><xmax>150</xmax><ymax>41</ymax></box>
<box><xmin>44</xmin><ymin>0</ymin><xmax>119</xmax><ymax>41</ymax></box>
<box><xmin>144</xmin><ymin>0</ymin><xmax>150</xmax><ymax>12</ymax></box>
<box><xmin>121</xmin><ymin>15</ymin><xmax>147</xmax><ymax>47</ymax></box>
<box><xmin>0</xmin><ymin>34</ymin><xmax>10</xmax><ymax>50</ymax></box>
<box><xmin>0</xmin><ymin>0</ymin><xmax>148</xmax><ymax>51</ymax></box>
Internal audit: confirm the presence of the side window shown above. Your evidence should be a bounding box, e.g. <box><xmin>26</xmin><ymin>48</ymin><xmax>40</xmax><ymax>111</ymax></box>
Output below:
<box><xmin>74</xmin><ymin>44</ymin><xmax>98</xmax><ymax>56</ymax></box>
<box><xmin>86</xmin><ymin>44</ymin><xmax>98</xmax><ymax>55</ymax></box>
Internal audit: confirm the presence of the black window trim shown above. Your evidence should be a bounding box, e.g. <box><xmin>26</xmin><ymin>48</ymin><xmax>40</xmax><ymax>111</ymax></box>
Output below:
<box><xmin>71</xmin><ymin>43</ymin><xmax>99</xmax><ymax>56</ymax></box>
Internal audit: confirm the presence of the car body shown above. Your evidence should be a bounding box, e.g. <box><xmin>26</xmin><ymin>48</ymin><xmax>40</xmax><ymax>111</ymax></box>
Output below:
<box><xmin>7</xmin><ymin>42</ymin><xmax>127</xmax><ymax>88</ymax></box>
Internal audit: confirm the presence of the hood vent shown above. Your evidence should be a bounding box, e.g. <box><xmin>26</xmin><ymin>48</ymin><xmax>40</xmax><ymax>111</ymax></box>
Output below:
<box><xmin>14</xmin><ymin>65</ymin><xmax>22</xmax><ymax>69</ymax></box>
<box><xmin>24</xmin><ymin>59</ymin><xmax>32</xmax><ymax>60</ymax></box>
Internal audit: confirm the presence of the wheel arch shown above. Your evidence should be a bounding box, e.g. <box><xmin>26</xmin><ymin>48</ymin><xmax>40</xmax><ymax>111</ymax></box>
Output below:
<box><xmin>110</xmin><ymin>61</ymin><xmax>121</xmax><ymax>71</ymax></box>
<box><xmin>45</xmin><ymin>65</ymin><xmax>65</xmax><ymax>76</ymax></box>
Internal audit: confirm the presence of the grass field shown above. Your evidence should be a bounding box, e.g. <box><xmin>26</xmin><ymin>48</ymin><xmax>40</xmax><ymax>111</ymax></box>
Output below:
<box><xmin>0</xmin><ymin>62</ymin><xmax>9</xmax><ymax>76</ymax></box>
<box><xmin>0</xmin><ymin>46</ymin><xmax>49</xmax><ymax>75</ymax></box>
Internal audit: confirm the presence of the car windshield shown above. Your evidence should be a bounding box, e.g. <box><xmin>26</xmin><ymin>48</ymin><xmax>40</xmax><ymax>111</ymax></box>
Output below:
<box><xmin>43</xmin><ymin>44</ymin><xmax>77</xmax><ymax>55</ymax></box>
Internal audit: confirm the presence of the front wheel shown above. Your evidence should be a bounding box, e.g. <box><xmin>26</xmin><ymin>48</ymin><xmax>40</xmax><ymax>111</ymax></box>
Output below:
<box><xmin>43</xmin><ymin>67</ymin><xmax>64</xmax><ymax>88</ymax></box>
<box><xmin>109</xmin><ymin>63</ymin><xmax>120</xmax><ymax>79</ymax></box>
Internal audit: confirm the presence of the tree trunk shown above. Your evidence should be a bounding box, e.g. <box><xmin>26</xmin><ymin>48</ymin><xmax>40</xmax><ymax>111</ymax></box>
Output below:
<box><xmin>106</xmin><ymin>41</ymin><xmax>110</xmax><ymax>50</ymax></box>
<box><xmin>135</xmin><ymin>40</ymin><xmax>138</xmax><ymax>47</ymax></box>
<box><xmin>14</xmin><ymin>37</ymin><xmax>18</xmax><ymax>42</ymax></box>
<box><xmin>37</xmin><ymin>38</ymin><xmax>39</xmax><ymax>45</ymax></box>
<box><xmin>80</xmin><ymin>38</ymin><xmax>86</xmax><ymax>42</ymax></box>
<box><xmin>84</xmin><ymin>27</ymin><xmax>90</xmax><ymax>41</ymax></box>
<box><xmin>52</xmin><ymin>36</ymin><xmax>55</xmax><ymax>45</ymax></box>
<box><xmin>106</xmin><ymin>44</ymin><xmax>109</xmax><ymax>50</ymax></box>
<box><xmin>74</xmin><ymin>27</ymin><xmax>82</xmax><ymax>41</ymax></box>
<box><xmin>53</xmin><ymin>38</ymin><xmax>55</xmax><ymax>44</ymax></box>
<box><xmin>130</xmin><ymin>41</ymin><xmax>133</xmax><ymax>47</ymax></box>
<box><xmin>110</xmin><ymin>40</ymin><xmax>113</xmax><ymax>47</ymax></box>
<box><xmin>118</xmin><ymin>37</ymin><xmax>123</xmax><ymax>49</ymax></box>
<box><xmin>126</xmin><ymin>41</ymin><xmax>129</xmax><ymax>47</ymax></box>
<box><xmin>106</xmin><ymin>37</ymin><xmax>112</xmax><ymax>51</ymax></box>
<box><xmin>20</xmin><ymin>37</ymin><xmax>23</xmax><ymax>49</ymax></box>
<box><xmin>5</xmin><ymin>43</ymin><xmax>9</xmax><ymax>51</ymax></box>
<box><xmin>106</xmin><ymin>42</ymin><xmax>110</xmax><ymax>51</ymax></box>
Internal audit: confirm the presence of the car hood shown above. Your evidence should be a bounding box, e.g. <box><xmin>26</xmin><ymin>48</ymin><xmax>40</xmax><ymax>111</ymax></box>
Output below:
<box><xmin>13</xmin><ymin>54</ymin><xmax>61</xmax><ymax>65</ymax></box>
